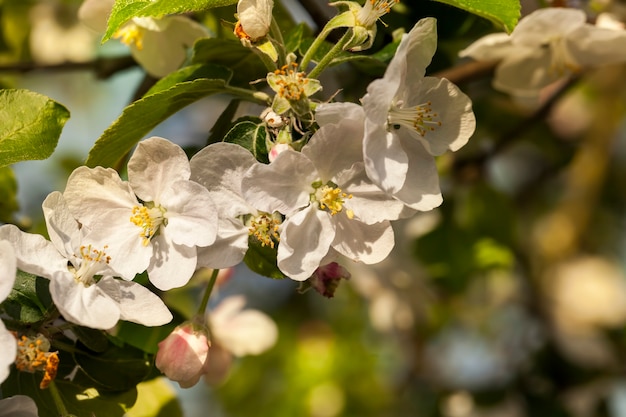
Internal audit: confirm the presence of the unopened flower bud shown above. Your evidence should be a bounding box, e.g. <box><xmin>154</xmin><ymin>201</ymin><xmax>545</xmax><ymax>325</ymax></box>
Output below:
<box><xmin>155</xmin><ymin>322</ymin><xmax>210</xmax><ymax>388</ymax></box>
<box><xmin>269</xmin><ymin>143</ymin><xmax>292</xmax><ymax>162</ymax></box>
<box><xmin>306</xmin><ymin>262</ymin><xmax>351</xmax><ymax>298</ymax></box>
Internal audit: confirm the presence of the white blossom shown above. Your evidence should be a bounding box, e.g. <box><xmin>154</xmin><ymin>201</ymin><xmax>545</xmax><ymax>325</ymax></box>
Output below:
<box><xmin>63</xmin><ymin>137</ymin><xmax>219</xmax><ymax>291</ymax></box>
<box><xmin>0</xmin><ymin>240</ymin><xmax>17</xmax><ymax>383</ymax></box>
<box><xmin>0</xmin><ymin>396</ymin><xmax>39</xmax><ymax>417</ymax></box>
<box><xmin>459</xmin><ymin>8</ymin><xmax>626</xmax><ymax>96</ymax></box>
<box><xmin>242</xmin><ymin>116</ymin><xmax>404</xmax><ymax>281</ymax></box>
<box><xmin>0</xmin><ymin>192</ymin><xmax>172</xmax><ymax>330</ymax></box>
<box><xmin>356</xmin><ymin>17</ymin><xmax>475</xmax><ymax>210</ymax></box>
<box><xmin>236</xmin><ymin>0</ymin><xmax>274</xmax><ymax>41</ymax></box>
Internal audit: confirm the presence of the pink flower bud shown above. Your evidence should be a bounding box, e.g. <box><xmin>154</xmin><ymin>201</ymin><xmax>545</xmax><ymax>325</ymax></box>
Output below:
<box><xmin>309</xmin><ymin>262</ymin><xmax>351</xmax><ymax>298</ymax></box>
<box><xmin>155</xmin><ymin>322</ymin><xmax>210</xmax><ymax>388</ymax></box>
<box><xmin>269</xmin><ymin>143</ymin><xmax>292</xmax><ymax>162</ymax></box>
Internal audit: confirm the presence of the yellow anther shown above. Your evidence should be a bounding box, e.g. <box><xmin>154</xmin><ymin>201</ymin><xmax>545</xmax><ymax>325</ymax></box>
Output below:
<box><xmin>130</xmin><ymin>205</ymin><xmax>166</xmax><ymax>246</ymax></box>
<box><xmin>248</xmin><ymin>212</ymin><xmax>282</xmax><ymax>248</ymax></box>
<box><xmin>14</xmin><ymin>333</ymin><xmax>59</xmax><ymax>389</ymax></box>
<box><xmin>314</xmin><ymin>185</ymin><xmax>352</xmax><ymax>216</ymax></box>
<box><xmin>113</xmin><ymin>23</ymin><xmax>145</xmax><ymax>50</ymax></box>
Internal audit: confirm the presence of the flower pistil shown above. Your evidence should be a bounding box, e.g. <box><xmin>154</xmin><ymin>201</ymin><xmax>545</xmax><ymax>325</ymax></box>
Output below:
<box><xmin>387</xmin><ymin>100</ymin><xmax>442</xmax><ymax>136</ymax></box>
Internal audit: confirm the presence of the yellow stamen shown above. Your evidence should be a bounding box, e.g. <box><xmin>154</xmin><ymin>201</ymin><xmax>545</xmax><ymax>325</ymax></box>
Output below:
<box><xmin>387</xmin><ymin>100</ymin><xmax>442</xmax><ymax>136</ymax></box>
<box><xmin>314</xmin><ymin>184</ymin><xmax>353</xmax><ymax>216</ymax></box>
<box><xmin>130</xmin><ymin>204</ymin><xmax>166</xmax><ymax>246</ymax></box>
<box><xmin>113</xmin><ymin>23</ymin><xmax>145</xmax><ymax>50</ymax></box>
<box><xmin>14</xmin><ymin>333</ymin><xmax>59</xmax><ymax>389</ymax></box>
<box><xmin>248</xmin><ymin>212</ymin><xmax>282</xmax><ymax>248</ymax></box>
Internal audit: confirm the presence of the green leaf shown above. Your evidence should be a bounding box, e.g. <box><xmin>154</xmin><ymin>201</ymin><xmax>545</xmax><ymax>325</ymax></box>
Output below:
<box><xmin>0</xmin><ymin>166</ymin><xmax>19</xmax><ymax>223</ymax></box>
<box><xmin>0</xmin><ymin>89</ymin><xmax>69</xmax><ymax>168</ymax></box>
<box><xmin>85</xmin><ymin>77</ymin><xmax>231</xmax><ymax>168</ymax></box>
<box><xmin>104</xmin><ymin>0</ymin><xmax>238</xmax><ymax>42</ymax></box>
<box><xmin>73</xmin><ymin>340</ymin><xmax>153</xmax><ymax>391</ymax></box>
<box><xmin>192</xmin><ymin>38</ymin><xmax>267</xmax><ymax>86</ymax></box>
<box><xmin>72</xmin><ymin>326</ymin><xmax>110</xmax><ymax>353</ymax></box>
<box><xmin>222</xmin><ymin>118</ymin><xmax>269</xmax><ymax>163</ymax></box>
<box><xmin>243</xmin><ymin>238</ymin><xmax>287</xmax><ymax>280</ymax></box>
<box><xmin>145</xmin><ymin>63</ymin><xmax>233</xmax><ymax>95</ymax></box>
<box><xmin>431</xmin><ymin>0</ymin><xmax>521</xmax><ymax>33</ymax></box>
<box><xmin>284</xmin><ymin>23</ymin><xmax>308</xmax><ymax>54</ymax></box>
<box><xmin>116</xmin><ymin>319</ymin><xmax>179</xmax><ymax>355</ymax></box>
<box><xmin>3</xmin><ymin>271</ymin><xmax>52</xmax><ymax>324</ymax></box>
<box><xmin>126</xmin><ymin>378</ymin><xmax>183</xmax><ymax>417</ymax></box>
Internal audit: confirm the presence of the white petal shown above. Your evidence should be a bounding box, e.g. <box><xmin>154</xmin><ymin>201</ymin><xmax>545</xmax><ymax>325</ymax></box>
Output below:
<box><xmin>459</xmin><ymin>32</ymin><xmax>515</xmax><ymax>61</ymax></box>
<box><xmin>78</xmin><ymin>0</ymin><xmax>114</xmax><ymax>32</ymax></box>
<box><xmin>363</xmin><ymin>121</ymin><xmax>409</xmax><ymax>194</ymax></box>
<box><xmin>160</xmin><ymin>180</ymin><xmax>218</xmax><ymax>247</ymax></box>
<box><xmin>42</xmin><ymin>191</ymin><xmax>81</xmax><ymax>259</ymax></box>
<box><xmin>0</xmin><ymin>321</ymin><xmax>16</xmax><ymax>383</ymax></box>
<box><xmin>109</xmin><ymin>279</ymin><xmax>173</xmax><ymax>326</ymax></box>
<box><xmin>512</xmin><ymin>8</ymin><xmax>586</xmax><ymax>46</ymax></box>
<box><xmin>128</xmin><ymin>137</ymin><xmax>191</xmax><ymax>203</ymax></box>
<box><xmin>411</xmin><ymin>77</ymin><xmax>475</xmax><ymax>155</ymax></box>
<box><xmin>331</xmin><ymin>217</ymin><xmax>394</xmax><ymax>264</ymax></box>
<box><xmin>315</xmin><ymin>102</ymin><xmax>364</xmax><ymax>126</ymax></box>
<box><xmin>302</xmin><ymin>120</ymin><xmax>364</xmax><ymax>181</ymax></box>
<box><xmin>0</xmin><ymin>240</ymin><xmax>16</xmax><ymax>302</ymax></box>
<box><xmin>0</xmin><ymin>395</ymin><xmax>39</xmax><ymax>417</ymax></box>
<box><xmin>362</xmin><ymin>78</ymin><xmax>397</xmax><ymax>126</ymax></box>
<box><xmin>493</xmin><ymin>49</ymin><xmax>556</xmax><ymax>96</ymax></box>
<box><xmin>190</xmin><ymin>142</ymin><xmax>257</xmax><ymax>219</ymax></box>
<box><xmin>49</xmin><ymin>271</ymin><xmax>120</xmax><ymax>330</ymax></box>
<box><xmin>567</xmin><ymin>24</ymin><xmax>626</xmax><ymax>67</ymax></box>
<box><xmin>242</xmin><ymin>150</ymin><xmax>316</xmax><ymax>214</ymax></box>
<box><xmin>277</xmin><ymin>207</ymin><xmax>335</xmax><ymax>281</ymax></box>
<box><xmin>391</xmin><ymin>136</ymin><xmax>443</xmax><ymax>211</ymax></box>
<box><xmin>147</xmin><ymin>233</ymin><xmax>197</xmax><ymax>291</ymax></box>
<box><xmin>396</xmin><ymin>18</ymin><xmax>438</xmax><ymax>92</ymax></box>
<box><xmin>196</xmin><ymin>217</ymin><xmax>249</xmax><ymax>269</ymax></box>
<box><xmin>0</xmin><ymin>225</ymin><xmax>66</xmax><ymax>279</ymax></box>
<box><xmin>238</xmin><ymin>0</ymin><xmax>274</xmax><ymax>40</ymax></box>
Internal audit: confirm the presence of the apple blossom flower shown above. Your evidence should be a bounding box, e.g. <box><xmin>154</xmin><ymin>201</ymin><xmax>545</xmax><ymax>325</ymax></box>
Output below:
<box><xmin>0</xmin><ymin>396</ymin><xmax>39</xmax><ymax>417</ymax></box>
<box><xmin>0</xmin><ymin>240</ymin><xmax>17</xmax><ymax>383</ymax></box>
<box><xmin>0</xmin><ymin>192</ymin><xmax>173</xmax><ymax>330</ymax></box>
<box><xmin>156</xmin><ymin>321</ymin><xmax>210</xmax><ymax>388</ymax></box>
<box><xmin>459</xmin><ymin>8</ymin><xmax>626</xmax><ymax>96</ymax></box>
<box><xmin>242</xmin><ymin>116</ymin><xmax>406</xmax><ymax>281</ymax></box>
<box><xmin>328</xmin><ymin>0</ymin><xmax>399</xmax><ymax>51</ymax></box>
<box><xmin>63</xmin><ymin>137</ymin><xmax>219</xmax><ymax>291</ymax></box>
<box><xmin>359</xmin><ymin>17</ymin><xmax>475</xmax><ymax>209</ymax></box>
<box><xmin>234</xmin><ymin>0</ymin><xmax>274</xmax><ymax>42</ymax></box>
<box><xmin>14</xmin><ymin>333</ymin><xmax>59</xmax><ymax>389</ymax></box>
<box><xmin>78</xmin><ymin>0</ymin><xmax>209</xmax><ymax>77</ymax></box>
<box><xmin>190</xmin><ymin>142</ymin><xmax>280</xmax><ymax>269</ymax></box>
<box><xmin>267</xmin><ymin>58</ymin><xmax>322</xmax><ymax>115</ymax></box>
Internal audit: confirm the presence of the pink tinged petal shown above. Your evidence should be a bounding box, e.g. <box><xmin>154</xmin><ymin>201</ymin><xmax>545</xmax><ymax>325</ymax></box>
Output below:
<box><xmin>0</xmin><ymin>322</ymin><xmax>16</xmax><ymax>383</ymax></box>
<box><xmin>302</xmin><ymin>120</ymin><xmax>364</xmax><ymax>181</ymax></box>
<box><xmin>128</xmin><ymin>137</ymin><xmax>191</xmax><ymax>202</ymax></box>
<box><xmin>49</xmin><ymin>271</ymin><xmax>120</xmax><ymax>330</ymax></box>
<box><xmin>111</xmin><ymin>279</ymin><xmax>173</xmax><ymax>326</ymax></box>
<box><xmin>0</xmin><ymin>240</ymin><xmax>16</xmax><ymax>301</ymax></box>
<box><xmin>210</xmin><ymin>296</ymin><xmax>277</xmax><ymax>356</ymax></box>
<box><xmin>156</xmin><ymin>323</ymin><xmax>209</xmax><ymax>389</ymax></box>
<box><xmin>202</xmin><ymin>344</ymin><xmax>232</xmax><ymax>385</ymax></box>
<box><xmin>363</xmin><ymin>121</ymin><xmax>409</xmax><ymax>194</ymax></box>
<box><xmin>147</xmin><ymin>233</ymin><xmax>197</xmax><ymax>291</ymax></box>
<box><xmin>277</xmin><ymin>207</ymin><xmax>335</xmax><ymax>281</ymax></box>
<box><xmin>409</xmin><ymin>77</ymin><xmax>475</xmax><ymax>155</ymax></box>
<box><xmin>78</xmin><ymin>0</ymin><xmax>114</xmax><ymax>32</ymax></box>
<box><xmin>42</xmin><ymin>191</ymin><xmax>81</xmax><ymax>259</ymax></box>
<box><xmin>0</xmin><ymin>225</ymin><xmax>67</xmax><ymax>279</ymax></box>
<box><xmin>190</xmin><ymin>142</ymin><xmax>257</xmax><ymax>219</ymax></box>
<box><xmin>315</xmin><ymin>102</ymin><xmax>365</xmax><ymax>126</ymax></box>
<box><xmin>391</xmin><ymin>135</ymin><xmax>443</xmax><ymax>211</ymax></box>
<box><xmin>160</xmin><ymin>181</ymin><xmax>218</xmax><ymax>247</ymax></box>
<box><xmin>242</xmin><ymin>150</ymin><xmax>317</xmax><ymax>214</ymax></box>
<box><xmin>196</xmin><ymin>217</ymin><xmax>249</xmax><ymax>269</ymax></box>
<box><xmin>331</xmin><ymin>217</ymin><xmax>394</xmax><ymax>264</ymax></box>
<box><xmin>336</xmin><ymin>164</ymin><xmax>406</xmax><ymax>223</ymax></box>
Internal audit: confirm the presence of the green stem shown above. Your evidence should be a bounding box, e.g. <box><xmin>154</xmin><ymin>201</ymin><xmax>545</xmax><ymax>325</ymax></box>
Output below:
<box><xmin>49</xmin><ymin>380</ymin><xmax>74</xmax><ymax>417</ymax></box>
<box><xmin>307</xmin><ymin>29</ymin><xmax>353</xmax><ymax>79</ymax></box>
<box><xmin>225</xmin><ymin>85</ymin><xmax>272</xmax><ymax>105</ymax></box>
<box><xmin>300</xmin><ymin>26</ymin><xmax>332</xmax><ymax>71</ymax></box>
<box><xmin>270</xmin><ymin>17</ymin><xmax>286</xmax><ymax>64</ymax></box>
<box><xmin>197</xmin><ymin>269</ymin><xmax>220</xmax><ymax>315</ymax></box>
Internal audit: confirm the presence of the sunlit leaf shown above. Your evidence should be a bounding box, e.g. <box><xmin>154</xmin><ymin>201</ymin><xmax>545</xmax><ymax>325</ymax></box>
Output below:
<box><xmin>432</xmin><ymin>0</ymin><xmax>521</xmax><ymax>33</ymax></box>
<box><xmin>222</xmin><ymin>118</ymin><xmax>269</xmax><ymax>163</ymax></box>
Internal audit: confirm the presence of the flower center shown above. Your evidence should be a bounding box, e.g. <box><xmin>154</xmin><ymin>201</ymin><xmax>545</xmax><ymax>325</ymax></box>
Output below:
<box><xmin>311</xmin><ymin>182</ymin><xmax>354</xmax><ymax>218</ymax></box>
<box><xmin>246</xmin><ymin>212</ymin><xmax>282</xmax><ymax>248</ymax></box>
<box><xmin>130</xmin><ymin>204</ymin><xmax>167</xmax><ymax>246</ymax></box>
<box><xmin>113</xmin><ymin>22</ymin><xmax>145</xmax><ymax>50</ymax></box>
<box><xmin>272</xmin><ymin>63</ymin><xmax>310</xmax><ymax>101</ymax></box>
<box><xmin>387</xmin><ymin>100</ymin><xmax>442</xmax><ymax>136</ymax></box>
<box><xmin>357</xmin><ymin>0</ymin><xmax>399</xmax><ymax>27</ymax></box>
<box><xmin>14</xmin><ymin>333</ymin><xmax>59</xmax><ymax>389</ymax></box>
<box><xmin>69</xmin><ymin>244</ymin><xmax>111</xmax><ymax>287</ymax></box>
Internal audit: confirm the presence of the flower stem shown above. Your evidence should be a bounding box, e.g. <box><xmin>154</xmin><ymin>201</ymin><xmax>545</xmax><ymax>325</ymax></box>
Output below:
<box><xmin>300</xmin><ymin>26</ymin><xmax>332</xmax><ymax>71</ymax></box>
<box><xmin>197</xmin><ymin>269</ymin><xmax>220</xmax><ymax>315</ymax></box>
<box><xmin>49</xmin><ymin>380</ymin><xmax>75</xmax><ymax>417</ymax></box>
<box><xmin>225</xmin><ymin>85</ymin><xmax>272</xmax><ymax>105</ymax></box>
<box><xmin>307</xmin><ymin>29</ymin><xmax>353</xmax><ymax>79</ymax></box>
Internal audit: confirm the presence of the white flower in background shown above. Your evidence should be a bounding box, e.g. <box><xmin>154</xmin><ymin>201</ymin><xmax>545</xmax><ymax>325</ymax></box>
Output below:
<box><xmin>329</xmin><ymin>0</ymin><xmax>399</xmax><ymax>51</ymax></box>
<box><xmin>235</xmin><ymin>0</ymin><xmax>274</xmax><ymax>42</ymax></box>
<box><xmin>209</xmin><ymin>295</ymin><xmax>277</xmax><ymax>357</ymax></box>
<box><xmin>0</xmin><ymin>240</ymin><xmax>17</xmax><ymax>383</ymax></box>
<box><xmin>0</xmin><ymin>192</ymin><xmax>172</xmax><ymax>330</ymax></box>
<box><xmin>0</xmin><ymin>396</ymin><xmax>39</xmax><ymax>417</ymax></box>
<box><xmin>78</xmin><ymin>0</ymin><xmax>209</xmax><ymax>77</ymax></box>
<box><xmin>459</xmin><ymin>8</ymin><xmax>626</xmax><ymax>96</ymax></box>
<box><xmin>190</xmin><ymin>142</ymin><xmax>277</xmax><ymax>269</ymax></box>
<box><xmin>63</xmin><ymin>137</ymin><xmax>218</xmax><ymax>291</ymax></box>
<box><xmin>358</xmin><ymin>17</ymin><xmax>474</xmax><ymax>210</ymax></box>
<box><xmin>242</xmin><ymin>117</ymin><xmax>405</xmax><ymax>281</ymax></box>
